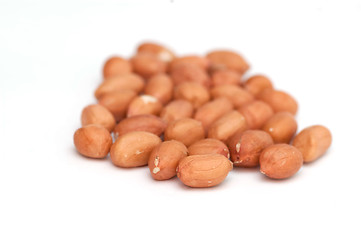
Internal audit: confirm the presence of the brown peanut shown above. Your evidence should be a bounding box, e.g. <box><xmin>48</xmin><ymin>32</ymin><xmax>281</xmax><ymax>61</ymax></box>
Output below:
<box><xmin>95</xmin><ymin>73</ymin><xmax>144</xmax><ymax>99</ymax></box>
<box><xmin>160</xmin><ymin>100</ymin><xmax>194</xmax><ymax>123</ymax></box>
<box><xmin>177</xmin><ymin>154</ymin><xmax>233</xmax><ymax>188</ymax></box>
<box><xmin>262</xmin><ymin>112</ymin><xmax>297</xmax><ymax>144</ymax></box>
<box><xmin>194</xmin><ymin>97</ymin><xmax>234</xmax><ymax>133</ymax></box>
<box><xmin>292</xmin><ymin>125</ymin><xmax>332</xmax><ymax>163</ymax></box>
<box><xmin>98</xmin><ymin>90</ymin><xmax>137</xmax><ymax>122</ymax></box>
<box><xmin>208</xmin><ymin>111</ymin><xmax>248</xmax><ymax>142</ymax></box>
<box><xmin>238</xmin><ymin>100</ymin><xmax>274</xmax><ymax>129</ymax></box>
<box><xmin>164</xmin><ymin>118</ymin><xmax>205</xmax><ymax>147</ymax></box>
<box><xmin>148</xmin><ymin>140</ymin><xmax>188</xmax><ymax>180</ymax></box>
<box><xmin>110</xmin><ymin>131</ymin><xmax>161</xmax><ymax>168</ymax></box>
<box><xmin>211</xmin><ymin>69</ymin><xmax>241</xmax><ymax>87</ymax></box>
<box><xmin>81</xmin><ymin>104</ymin><xmax>116</xmax><ymax>132</ymax></box>
<box><xmin>174</xmin><ymin>82</ymin><xmax>210</xmax><ymax>109</ymax></box>
<box><xmin>170</xmin><ymin>63</ymin><xmax>210</xmax><ymax>88</ymax></box>
<box><xmin>137</xmin><ymin>42</ymin><xmax>175</xmax><ymax>62</ymax></box>
<box><xmin>258</xmin><ymin>89</ymin><xmax>298</xmax><ymax>115</ymax></box>
<box><xmin>260</xmin><ymin>144</ymin><xmax>303</xmax><ymax>179</ymax></box>
<box><xmin>144</xmin><ymin>73</ymin><xmax>173</xmax><ymax>104</ymax></box>
<box><xmin>74</xmin><ymin>124</ymin><xmax>112</xmax><ymax>159</ymax></box>
<box><xmin>228</xmin><ymin>130</ymin><xmax>273</xmax><ymax>167</ymax></box>
<box><xmin>244</xmin><ymin>75</ymin><xmax>273</xmax><ymax>97</ymax></box>
<box><xmin>131</xmin><ymin>53</ymin><xmax>167</xmax><ymax>78</ymax></box>
<box><xmin>113</xmin><ymin>114</ymin><xmax>166</xmax><ymax>138</ymax></box>
<box><xmin>127</xmin><ymin>95</ymin><xmax>163</xmax><ymax>117</ymax></box>
<box><xmin>170</xmin><ymin>55</ymin><xmax>209</xmax><ymax>71</ymax></box>
<box><xmin>210</xmin><ymin>85</ymin><xmax>254</xmax><ymax>108</ymax></box>
<box><xmin>188</xmin><ymin>138</ymin><xmax>230</xmax><ymax>158</ymax></box>
<box><xmin>103</xmin><ymin>56</ymin><xmax>132</xmax><ymax>79</ymax></box>
<box><xmin>206</xmin><ymin>50</ymin><xmax>249</xmax><ymax>74</ymax></box>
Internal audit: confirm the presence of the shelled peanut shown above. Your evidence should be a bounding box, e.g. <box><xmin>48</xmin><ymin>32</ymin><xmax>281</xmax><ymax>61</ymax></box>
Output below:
<box><xmin>73</xmin><ymin>41</ymin><xmax>332</xmax><ymax>188</ymax></box>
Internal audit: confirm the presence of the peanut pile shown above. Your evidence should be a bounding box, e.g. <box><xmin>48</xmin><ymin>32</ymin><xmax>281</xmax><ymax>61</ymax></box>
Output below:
<box><xmin>73</xmin><ymin>42</ymin><xmax>332</xmax><ymax>187</ymax></box>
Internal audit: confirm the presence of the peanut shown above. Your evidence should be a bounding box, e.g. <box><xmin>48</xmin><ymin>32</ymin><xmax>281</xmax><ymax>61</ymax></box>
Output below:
<box><xmin>206</xmin><ymin>50</ymin><xmax>249</xmax><ymax>74</ymax></box>
<box><xmin>131</xmin><ymin>53</ymin><xmax>167</xmax><ymax>78</ymax></box>
<box><xmin>208</xmin><ymin>111</ymin><xmax>248</xmax><ymax>142</ymax></box>
<box><xmin>211</xmin><ymin>69</ymin><xmax>242</xmax><ymax>87</ymax></box>
<box><xmin>174</xmin><ymin>82</ymin><xmax>210</xmax><ymax>109</ymax></box>
<box><xmin>292</xmin><ymin>125</ymin><xmax>332</xmax><ymax>163</ymax></box>
<box><xmin>127</xmin><ymin>95</ymin><xmax>163</xmax><ymax>117</ymax></box>
<box><xmin>170</xmin><ymin>62</ymin><xmax>210</xmax><ymax>88</ymax></box>
<box><xmin>177</xmin><ymin>154</ymin><xmax>233</xmax><ymax>188</ymax></box>
<box><xmin>228</xmin><ymin>130</ymin><xmax>273</xmax><ymax>167</ymax></box>
<box><xmin>160</xmin><ymin>100</ymin><xmax>194</xmax><ymax>123</ymax></box>
<box><xmin>110</xmin><ymin>131</ymin><xmax>161</xmax><ymax>168</ymax></box>
<box><xmin>148</xmin><ymin>140</ymin><xmax>188</xmax><ymax>180</ymax></box>
<box><xmin>144</xmin><ymin>73</ymin><xmax>173</xmax><ymax>104</ymax></box>
<box><xmin>81</xmin><ymin>104</ymin><xmax>116</xmax><ymax>132</ymax></box>
<box><xmin>103</xmin><ymin>56</ymin><xmax>132</xmax><ymax>78</ymax></box>
<box><xmin>194</xmin><ymin>97</ymin><xmax>233</xmax><ymax>133</ymax></box>
<box><xmin>95</xmin><ymin>73</ymin><xmax>144</xmax><ymax>99</ymax></box>
<box><xmin>238</xmin><ymin>100</ymin><xmax>274</xmax><ymax>130</ymax></box>
<box><xmin>257</xmin><ymin>89</ymin><xmax>298</xmax><ymax>115</ymax></box>
<box><xmin>113</xmin><ymin>114</ymin><xmax>166</xmax><ymax>138</ymax></box>
<box><xmin>244</xmin><ymin>75</ymin><xmax>273</xmax><ymax>97</ymax></box>
<box><xmin>98</xmin><ymin>90</ymin><xmax>137</xmax><ymax>122</ymax></box>
<box><xmin>188</xmin><ymin>138</ymin><xmax>230</xmax><ymax>158</ymax></box>
<box><xmin>210</xmin><ymin>85</ymin><xmax>254</xmax><ymax>108</ymax></box>
<box><xmin>260</xmin><ymin>144</ymin><xmax>303</xmax><ymax>179</ymax></box>
<box><xmin>74</xmin><ymin>124</ymin><xmax>112</xmax><ymax>159</ymax></box>
<box><xmin>262</xmin><ymin>112</ymin><xmax>297</xmax><ymax>144</ymax></box>
<box><xmin>164</xmin><ymin>118</ymin><xmax>205</xmax><ymax>147</ymax></box>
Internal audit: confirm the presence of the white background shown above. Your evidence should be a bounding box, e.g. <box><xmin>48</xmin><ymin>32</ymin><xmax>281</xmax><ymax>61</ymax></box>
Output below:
<box><xmin>1</xmin><ymin>0</ymin><xmax>361</xmax><ymax>239</ymax></box>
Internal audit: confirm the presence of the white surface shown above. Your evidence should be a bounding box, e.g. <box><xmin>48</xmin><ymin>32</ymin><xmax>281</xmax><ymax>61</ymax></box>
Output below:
<box><xmin>1</xmin><ymin>1</ymin><xmax>361</xmax><ymax>239</ymax></box>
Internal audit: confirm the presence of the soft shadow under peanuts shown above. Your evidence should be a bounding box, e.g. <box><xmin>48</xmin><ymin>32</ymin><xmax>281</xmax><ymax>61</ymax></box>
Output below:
<box><xmin>72</xmin><ymin>147</ymin><xmax>108</xmax><ymax>161</ymax></box>
<box><xmin>257</xmin><ymin>167</ymin><xmax>303</xmax><ymax>183</ymax></box>
<box><xmin>302</xmin><ymin>148</ymin><xmax>333</xmax><ymax>167</ymax></box>
<box><xmin>232</xmin><ymin>166</ymin><xmax>260</xmax><ymax>174</ymax></box>
<box><xmin>175</xmin><ymin>176</ymin><xmax>231</xmax><ymax>191</ymax></box>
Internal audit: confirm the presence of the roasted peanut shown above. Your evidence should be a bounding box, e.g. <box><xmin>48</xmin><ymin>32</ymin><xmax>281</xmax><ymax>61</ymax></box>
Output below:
<box><xmin>113</xmin><ymin>114</ymin><xmax>167</xmax><ymax>138</ymax></box>
<box><xmin>262</xmin><ymin>112</ymin><xmax>297</xmax><ymax>143</ymax></box>
<box><xmin>148</xmin><ymin>140</ymin><xmax>188</xmax><ymax>180</ymax></box>
<box><xmin>74</xmin><ymin>124</ymin><xmax>112</xmax><ymax>159</ymax></box>
<box><xmin>103</xmin><ymin>56</ymin><xmax>132</xmax><ymax>79</ymax></box>
<box><xmin>194</xmin><ymin>97</ymin><xmax>233</xmax><ymax>133</ymax></box>
<box><xmin>228</xmin><ymin>130</ymin><xmax>273</xmax><ymax>167</ymax></box>
<box><xmin>238</xmin><ymin>100</ymin><xmax>274</xmax><ymax>129</ymax></box>
<box><xmin>210</xmin><ymin>85</ymin><xmax>254</xmax><ymax>108</ymax></box>
<box><xmin>207</xmin><ymin>111</ymin><xmax>248</xmax><ymax>142</ymax></box>
<box><xmin>188</xmin><ymin>138</ymin><xmax>230</xmax><ymax>158</ymax></box>
<box><xmin>260</xmin><ymin>144</ymin><xmax>303</xmax><ymax>179</ymax></box>
<box><xmin>144</xmin><ymin>73</ymin><xmax>173</xmax><ymax>104</ymax></box>
<box><xmin>170</xmin><ymin>62</ymin><xmax>210</xmax><ymax>88</ymax></box>
<box><xmin>206</xmin><ymin>50</ymin><xmax>249</xmax><ymax>74</ymax></box>
<box><xmin>170</xmin><ymin>55</ymin><xmax>209</xmax><ymax>71</ymax></box>
<box><xmin>258</xmin><ymin>89</ymin><xmax>298</xmax><ymax>115</ymax></box>
<box><xmin>160</xmin><ymin>100</ymin><xmax>194</xmax><ymax>123</ymax></box>
<box><xmin>98</xmin><ymin>90</ymin><xmax>137</xmax><ymax>122</ymax></box>
<box><xmin>95</xmin><ymin>73</ymin><xmax>144</xmax><ymax>99</ymax></box>
<box><xmin>244</xmin><ymin>75</ymin><xmax>273</xmax><ymax>97</ymax></box>
<box><xmin>131</xmin><ymin>53</ymin><xmax>167</xmax><ymax>78</ymax></box>
<box><xmin>292</xmin><ymin>125</ymin><xmax>332</xmax><ymax>163</ymax></box>
<box><xmin>137</xmin><ymin>42</ymin><xmax>175</xmax><ymax>62</ymax></box>
<box><xmin>164</xmin><ymin>118</ymin><xmax>205</xmax><ymax>147</ymax></box>
<box><xmin>211</xmin><ymin>69</ymin><xmax>241</xmax><ymax>87</ymax></box>
<box><xmin>110</xmin><ymin>131</ymin><xmax>161</xmax><ymax>168</ymax></box>
<box><xmin>127</xmin><ymin>95</ymin><xmax>163</xmax><ymax>117</ymax></box>
<box><xmin>81</xmin><ymin>104</ymin><xmax>116</xmax><ymax>132</ymax></box>
<box><xmin>174</xmin><ymin>82</ymin><xmax>210</xmax><ymax>109</ymax></box>
<box><xmin>177</xmin><ymin>154</ymin><xmax>233</xmax><ymax>188</ymax></box>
